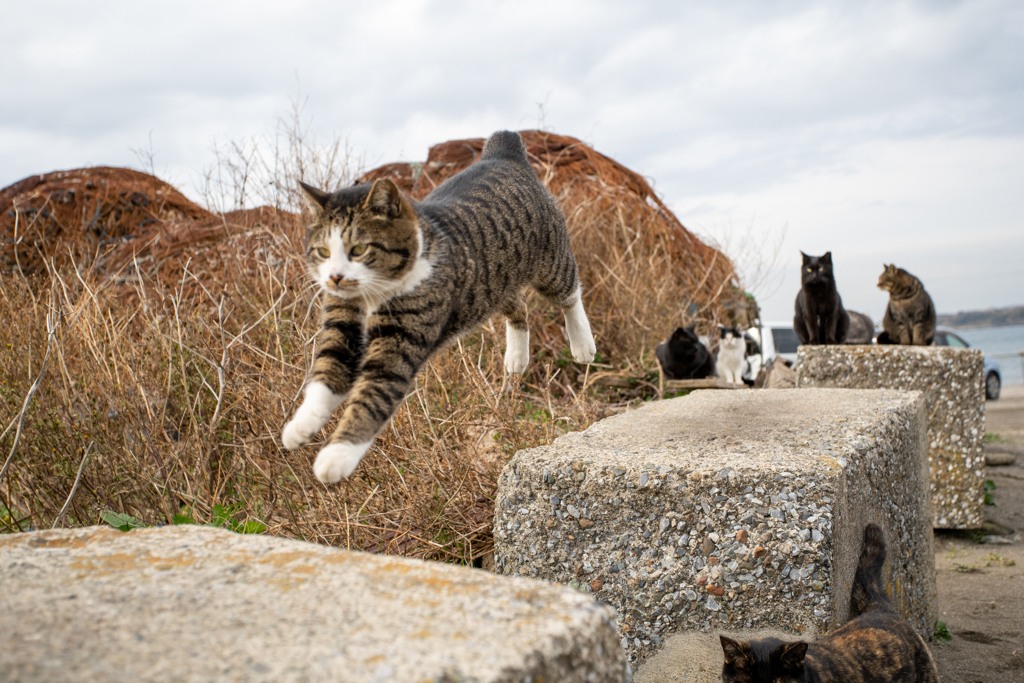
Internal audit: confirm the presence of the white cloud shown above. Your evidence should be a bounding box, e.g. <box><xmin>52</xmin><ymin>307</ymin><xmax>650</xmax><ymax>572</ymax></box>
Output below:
<box><xmin>1</xmin><ymin>0</ymin><xmax>1022</xmax><ymax>315</ymax></box>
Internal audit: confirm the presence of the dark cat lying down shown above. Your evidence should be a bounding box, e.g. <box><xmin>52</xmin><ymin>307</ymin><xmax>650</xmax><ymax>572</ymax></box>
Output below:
<box><xmin>719</xmin><ymin>524</ymin><xmax>939</xmax><ymax>682</ymax></box>
<box><xmin>655</xmin><ymin>324</ymin><xmax>715</xmax><ymax>380</ymax></box>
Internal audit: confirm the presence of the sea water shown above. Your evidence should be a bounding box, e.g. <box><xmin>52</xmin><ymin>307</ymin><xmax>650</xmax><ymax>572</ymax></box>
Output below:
<box><xmin>956</xmin><ymin>324</ymin><xmax>1024</xmax><ymax>385</ymax></box>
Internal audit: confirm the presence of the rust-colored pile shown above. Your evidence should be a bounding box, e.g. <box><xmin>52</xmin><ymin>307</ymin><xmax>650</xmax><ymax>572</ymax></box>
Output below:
<box><xmin>361</xmin><ymin>130</ymin><xmax>745</xmax><ymax>366</ymax></box>
<box><xmin>0</xmin><ymin>168</ymin><xmax>304</xmax><ymax>304</ymax></box>
<box><xmin>0</xmin><ymin>167</ymin><xmax>210</xmax><ymax>275</ymax></box>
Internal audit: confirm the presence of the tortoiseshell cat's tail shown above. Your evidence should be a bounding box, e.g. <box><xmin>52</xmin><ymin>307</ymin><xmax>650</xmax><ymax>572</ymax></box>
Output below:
<box><xmin>849</xmin><ymin>523</ymin><xmax>894</xmax><ymax>618</ymax></box>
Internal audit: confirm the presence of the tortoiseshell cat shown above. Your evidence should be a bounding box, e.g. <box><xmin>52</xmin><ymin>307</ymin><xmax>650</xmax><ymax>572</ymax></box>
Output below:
<box><xmin>282</xmin><ymin>131</ymin><xmax>596</xmax><ymax>483</ymax></box>
<box><xmin>876</xmin><ymin>265</ymin><xmax>935</xmax><ymax>346</ymax></box>
<box><xmin>719</xmin><ymin>524</ymin><xmax>939</xmax><ymax>683</ymax></box>
<box><xmin>655</xmin><ymin>324</ymin><xmax>715</xmax><ymax>380</ymax></box>
<box><xmin>794</xmin><ymin>251</ymin><xmax>849</xmax><ymax>345</ymax></box>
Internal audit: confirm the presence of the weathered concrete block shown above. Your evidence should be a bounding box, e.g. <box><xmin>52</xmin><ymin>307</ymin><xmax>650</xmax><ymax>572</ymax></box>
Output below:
<box><xmin>0</xmin><ymin>525</ymin><xmax>627</xmax><ymax>683</ymax></box>
<box><xmin>797</xmin><ymin>345</ymin><xmax>986</xmax><ymax>528</ymax></box>
<box><xmin>493</xmin><ymin>389</ymin><xmax>935</xmax><ymax>666</ymax></box>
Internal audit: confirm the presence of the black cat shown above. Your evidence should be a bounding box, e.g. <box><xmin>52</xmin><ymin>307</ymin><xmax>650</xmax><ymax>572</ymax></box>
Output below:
<box><xmin>794</xmin><ymin>251</ymin><xmax>849</xmax><ymax>345</ymax></box>
<box><xmin>655</xmin><ymin>325</ymin><xmax>716</xmax><ymax>380</ymax></box>
<box><xmin>719</xmin><ymin>524</ymin><xmax>939</xmax><ymax>683</ymax></box>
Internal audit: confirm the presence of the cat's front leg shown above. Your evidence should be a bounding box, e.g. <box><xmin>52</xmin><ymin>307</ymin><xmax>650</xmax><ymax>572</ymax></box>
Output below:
<box><xmin>824</xmin><ymin>310</ymin><xmax>839</xmax><ymax>344</ymax></box>
<box><xmin>282</xmin><ymin>299</ymin><xmax>365</xmax><ymax>449</ymax></box>
<box><xmin>313</xmin><ymin>314</ymin><xmax>436</xmax><ymax>483</ymax></box>
<box><xmin>282</xmin><ymin>382</ymin><xmax>345</xmax><ymax>449</ymax></box>
<box><xmin>911</xmin><ymin>322</ymin><xmax>929</xmax><ymax>346</ymax></box>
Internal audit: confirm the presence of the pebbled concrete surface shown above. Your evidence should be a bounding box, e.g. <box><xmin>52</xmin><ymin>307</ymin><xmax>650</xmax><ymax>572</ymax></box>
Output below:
<box><xmin>493</xmin><ymin>388</ymin><xmax>936</xmax><ymax>668</ymax></box>
<box><xmin>0</xmin><ymin>525</ymin><xmax>628</xmax><ymax>683</ymax></box>
<box><xmin>797</xmin><ymin>345</ymin><xmax>986</xmax><ymax>529</ymax></box>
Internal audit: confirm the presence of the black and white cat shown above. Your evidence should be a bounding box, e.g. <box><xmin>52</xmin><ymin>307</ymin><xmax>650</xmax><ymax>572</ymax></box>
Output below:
<box><xmin>716</xmin><ymin>326</ymin><xmax>745</xmax><ymax>385</ymax></box>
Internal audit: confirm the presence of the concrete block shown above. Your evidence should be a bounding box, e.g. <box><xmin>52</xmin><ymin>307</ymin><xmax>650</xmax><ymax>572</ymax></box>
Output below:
<box><xmin>493</xmin><ymin>389</ymin><xmax>935</xmax><ymax>666</ymax></box>
<box><xmin>0</xmin><ymin>525</ymin><xmax>627</xmax><ymax>683</ymax></box>
<box><xmin>797</xmin><ymin>345</ymin><xmax>986</xmax><ymax>528</ymax></box>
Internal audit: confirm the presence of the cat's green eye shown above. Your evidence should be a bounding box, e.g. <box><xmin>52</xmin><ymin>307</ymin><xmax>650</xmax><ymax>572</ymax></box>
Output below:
<box><xmin>351</xmin><ymin>244</ymin><xmax>367</xmax><ymax>257</ymax></box>
<box><xmin>806</xmin><ymin>267</ymin><xmax>813</xmax><ymax>272</ymax></box>
<box><xmin>317</xmin><ymin>247</ymin><xmax>330</xmax><ymax>258</ymax></box>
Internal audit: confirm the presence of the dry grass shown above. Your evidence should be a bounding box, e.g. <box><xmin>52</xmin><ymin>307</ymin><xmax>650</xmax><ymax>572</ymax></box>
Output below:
<box><xmin>0</xmin><ymin>234</ymin><xmax>605</xmax><ymax>562</ymax></box>
<box><xmin>0</xmin><ymin>125</ymin><xmax>744</xmax><ymax>563</ymax></box>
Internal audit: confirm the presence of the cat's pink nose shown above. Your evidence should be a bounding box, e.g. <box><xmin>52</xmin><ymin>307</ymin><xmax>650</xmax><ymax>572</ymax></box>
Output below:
<box><xmin>330</xmin><ymin>276</ymin><xmax>343</xmax><ymax>285</ymax></box>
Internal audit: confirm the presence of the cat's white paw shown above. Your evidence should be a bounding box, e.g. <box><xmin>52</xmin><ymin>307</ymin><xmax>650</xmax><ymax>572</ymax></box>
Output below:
<box><xmin>281</xmin><ymin>382</ymin><xmax>344</xmax><ymax>450</ymax></box>
<box><xmin>570</xmin><ymin>334</ymin><xmax>597</xmax><ymax>364</ymax></box>
<box><xmin>282</xmin><ymin>418</ymin><xmax>314</xmax><ymax>450</ymax></box>
<box><xmin>504</xmin><ymin>325</ymin><xmax>530</xmax><ymax>374</ymax></box>
<box><xmin>564</xmin><ymin>295</ymin><xmax>596</xmax><ymax>364</ymax></box>
<box><xmin>313</xmin><ymin>441</ymin><xmax>372</xmax><ymax>483</ymax></box>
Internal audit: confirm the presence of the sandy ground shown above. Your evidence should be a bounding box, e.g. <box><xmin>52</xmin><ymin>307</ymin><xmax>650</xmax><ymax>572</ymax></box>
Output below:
<box><xmin>929</xmin><ymin>384</ymin><xmax>1024</xmax><ymax>682</ymax></box>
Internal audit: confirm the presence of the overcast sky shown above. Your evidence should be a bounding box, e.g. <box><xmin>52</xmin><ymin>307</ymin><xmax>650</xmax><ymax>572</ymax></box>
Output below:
<box><xmin>3</xmin><ymin>0</ymin><xmax>1022</xmax><ymax>321</ymax></box>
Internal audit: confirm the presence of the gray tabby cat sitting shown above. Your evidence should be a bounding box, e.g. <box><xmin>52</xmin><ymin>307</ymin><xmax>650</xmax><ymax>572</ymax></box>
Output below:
<box><xmin>282</xmin><ymin>131</ymin><xmax>597</xmax><ymax>483</ymax></box>
<box><xmin>876</xmin><ymin>265</ymin><xmax>935</xmax><ymax>346</ymax></box>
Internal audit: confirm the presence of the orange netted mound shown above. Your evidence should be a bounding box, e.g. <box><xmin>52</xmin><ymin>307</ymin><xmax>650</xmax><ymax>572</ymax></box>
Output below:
<box><xmin>361</xmin><ymin>131</ymin><xmax>746</xmax><ymax>363</ymax></box>
<box><xmin>0</xmin><ymin>168</ymin><xmax>301</xmax><ymax>300</ymax></box>
<box><xmin>0</xmin><ymin>167</ymin><xmax>211</xmax><ymax>275</ymax></box>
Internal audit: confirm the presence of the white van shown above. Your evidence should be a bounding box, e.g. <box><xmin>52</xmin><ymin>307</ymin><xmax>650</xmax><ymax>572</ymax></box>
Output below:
<box><xmin>745</xmin><ymin>322</ymin><xmax>802</xmax><ymax>366</ymax></box>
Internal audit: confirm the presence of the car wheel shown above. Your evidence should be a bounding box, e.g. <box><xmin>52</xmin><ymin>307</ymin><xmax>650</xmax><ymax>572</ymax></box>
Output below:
<box><xmin>986</xmin><ymin>372</ymin><xmax>1001</xmax><ymax>400</ymax></box>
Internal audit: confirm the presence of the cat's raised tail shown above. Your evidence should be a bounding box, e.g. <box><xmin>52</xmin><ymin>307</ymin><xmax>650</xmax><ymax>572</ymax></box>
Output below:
<box><xmin>849</xmin><ymin>523</ymin><xmax>892</xmax><ymax>618</ymax></box>
<box><xmin>481</xmin><ymin>130</ymin><xmax>528</xmax><ymax>161</ymax></box>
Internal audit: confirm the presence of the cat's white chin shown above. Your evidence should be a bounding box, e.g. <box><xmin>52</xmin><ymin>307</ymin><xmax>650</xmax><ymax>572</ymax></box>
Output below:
<box><xmin>322</xmin><ymin>286</ymin><xmax>362</xmax><ymax>300</ymax></box>
<box><xmin>313</xmin><ymin>440</ymin><xmax>372</xmax><ymax>483</ymax></box>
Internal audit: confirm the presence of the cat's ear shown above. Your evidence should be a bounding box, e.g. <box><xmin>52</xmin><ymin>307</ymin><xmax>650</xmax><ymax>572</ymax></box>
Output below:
<box><xmin>298</xmin><ymin>181</ymin><xmax>330</xmax><ymax>215</ymax></box>
<box><xmin>685</xmin><ymin>323</ymin><xmax>697</xmax><ymax>333</ymax></box>
<box><xmin>719</xmin><ymin>636</ymin><xmax>749</xmax><ymax>666</ymax></box>
<box><xmin>800</xmin><ymin>251</ymin><xmax>810</xmax><ymax>262</ymax></box>
<box><xmin>776</xmin><ymin>641</ymin><xmax>808</xmax><ymax>672</ymax></box>
<box><xmin>821</xmin><ymin>251</ymin><xmax>832</xmax><ymax>264</ymax></box>
<box><xmin>364</xmin><ymin>178</ymin><xmax>403</xmax><ymax>218</ymax></box>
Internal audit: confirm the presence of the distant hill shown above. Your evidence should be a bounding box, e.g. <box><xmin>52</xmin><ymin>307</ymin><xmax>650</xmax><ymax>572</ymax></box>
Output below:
<box><xmin>936</xmin><ymin>306</ymin><xmax>1024</xmax><ymax>329</ymax></box>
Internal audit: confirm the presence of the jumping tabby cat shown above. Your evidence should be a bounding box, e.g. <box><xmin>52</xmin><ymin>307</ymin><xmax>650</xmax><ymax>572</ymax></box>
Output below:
<box><xmin>876</xmin><ymin>265</ymin><xmax>935</xmax><ymax>346</ymax></box>
<box><xmin>281</xmin><ymin>131</ymin><xmax>596</xmax><ymax>483</ymax></box>
<box><xmin>719</xmin><ymin>524</ymin><xmax>940</xmax><ymax>683</ymax></box>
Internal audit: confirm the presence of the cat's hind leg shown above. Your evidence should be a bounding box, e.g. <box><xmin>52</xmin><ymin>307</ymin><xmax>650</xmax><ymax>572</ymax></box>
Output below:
<box><xmin>500</xmin><ymin>293</ymin><xmax>530</xmax><ymax>374</ymax></box>
<box><xmin>556</xmin><ymin>285</ymin><xmax>596</xmax><ymax>363</ymax></box>
<box><xmin>537</xmin><ymin>276</ymin><xmax>596</xmax><ymax>364</ymax></box>
<box><xmin>568</xmin><ymin>296</ymin><xmax>596</xmax><ymax>363</ymax></box>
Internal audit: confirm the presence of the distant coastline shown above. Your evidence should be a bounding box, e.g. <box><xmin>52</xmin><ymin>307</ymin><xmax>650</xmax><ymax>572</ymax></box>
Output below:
<box><xmin>937</xmin><ymin>305</ymin><xmax>1024</xmax><ymax>329</ymax></box>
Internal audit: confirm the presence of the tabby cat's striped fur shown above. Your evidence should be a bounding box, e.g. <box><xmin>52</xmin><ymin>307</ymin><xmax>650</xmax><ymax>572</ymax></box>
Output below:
<box><xmin>282</xmin><ymin>131</ymin><xmax>596</xmax><ymax>483</ymax></box>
